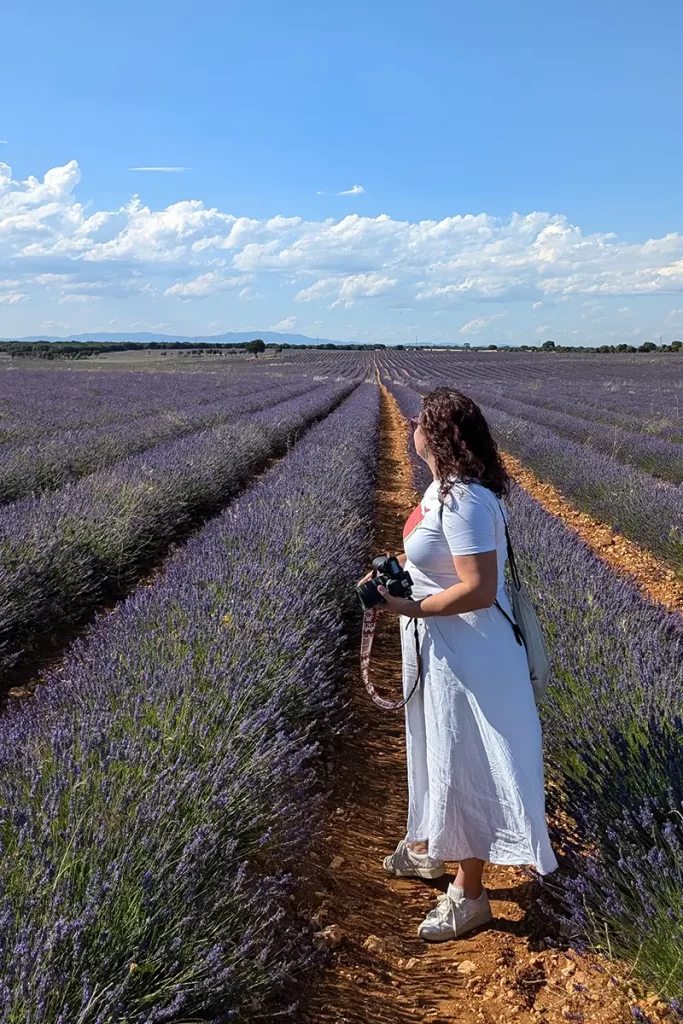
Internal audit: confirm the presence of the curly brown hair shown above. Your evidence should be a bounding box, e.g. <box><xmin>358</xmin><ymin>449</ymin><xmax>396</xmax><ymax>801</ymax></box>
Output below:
<box><xmin>419</xmin><ymin>387</ymin><xmax>510</xmax><ymax>500</ymax></box>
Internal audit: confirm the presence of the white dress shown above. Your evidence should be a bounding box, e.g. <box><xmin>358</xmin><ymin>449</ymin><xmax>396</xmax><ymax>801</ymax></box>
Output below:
<box><xmin>400</xmin><ymin>478</ymin><xmax>557</xmax><ymax>875</ymax></box>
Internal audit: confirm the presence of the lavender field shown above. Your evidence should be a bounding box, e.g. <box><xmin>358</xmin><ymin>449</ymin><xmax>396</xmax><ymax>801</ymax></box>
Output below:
<box><xmin>2</xmin><ymin>347</ymin><xmax>683</xmax><ymax>1020</ymax></box>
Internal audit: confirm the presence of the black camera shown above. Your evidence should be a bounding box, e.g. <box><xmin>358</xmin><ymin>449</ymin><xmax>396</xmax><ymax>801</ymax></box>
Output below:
<box><xmin>356</xmin><ymin>555</ymin><xmax>413</xmax><ymax>610</ymax></box>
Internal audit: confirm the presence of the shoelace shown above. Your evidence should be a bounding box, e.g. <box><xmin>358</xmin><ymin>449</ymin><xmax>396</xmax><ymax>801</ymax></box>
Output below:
<box><xmin>425</xmin><ymin>890</ymin><xmax>470</xmax><ymax>934</ymax></box>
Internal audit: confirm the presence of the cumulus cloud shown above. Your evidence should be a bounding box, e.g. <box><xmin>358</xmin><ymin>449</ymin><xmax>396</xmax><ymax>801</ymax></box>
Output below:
<box><xmin>270</xmin><ymin>316</ymin><xmax>298</xmax><ymax>332</ymax></box>
<box><xmin>128</xmin><ymin>167</ymin><xmax>191</xmax><ymax>173</ymax></box>
<box><xmin>295</xmin><ymin>272</ymin><xmax>397</xmax><ymax>308</ymax></box>
<box><xmin>164</xmin><ymin>272</ymin><xmax>248</xmax><ymax>298</ymax></box>
<box><xmin>459</xmin><ymin>312</ymin><xmax>506</xmax><ymax>334</ymax></box>
<box><xmin>3</xmin><ymin>159</ymin><xmax>683</xmax><ymax>325</ymax></box>
<box><xmin>0</xmin><ymin>291</ymin><xmax>28</xmax><ymax>304</ymax></box>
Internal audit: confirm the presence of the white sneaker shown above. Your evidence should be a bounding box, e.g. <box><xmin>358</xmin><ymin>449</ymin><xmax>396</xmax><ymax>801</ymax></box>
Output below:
<box><xmin>383</xmin><ymin>839</ymin><xmax>446</xmax><ymax>879</ymax></box>
<box><xmin>417</xmin><ymin>883</ymin><xmax>492</xmax><ymax>942</ymax></box>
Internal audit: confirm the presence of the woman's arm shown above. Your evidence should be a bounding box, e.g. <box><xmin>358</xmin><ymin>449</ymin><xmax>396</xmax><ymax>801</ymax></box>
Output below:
<box><xmin>378</xmin><ymin>550</ymin><xmax>498</xmax><ymax>618</ymax></box>
<box><xmin>418</xmin><ymin>551</ymin><xmax>497</xmax><ymax>616</ymax></box>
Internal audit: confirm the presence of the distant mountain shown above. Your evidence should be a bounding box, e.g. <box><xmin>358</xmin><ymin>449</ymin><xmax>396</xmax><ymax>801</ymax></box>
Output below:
<box><xmin>8</xmin><ymin>330</ymin><xmax>341</xmax><ymax>346</ymax></box>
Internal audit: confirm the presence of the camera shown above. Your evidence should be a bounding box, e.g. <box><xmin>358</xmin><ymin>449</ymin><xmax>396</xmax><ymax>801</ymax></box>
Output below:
<box><xmin>356</xmin><ymin>555</ymin><xmax>413</xmax><ymax>610</ymax></box>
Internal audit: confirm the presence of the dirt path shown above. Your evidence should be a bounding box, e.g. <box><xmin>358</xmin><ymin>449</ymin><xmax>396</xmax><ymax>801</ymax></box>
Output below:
<box><xmin>500</xmin><ymin>453</ymin><xmax>683</xmax><ymax>615</ymax></box>
<box><xmin>304</xmin><ymin>385</ymin><xmax>651</xmax><ymax>1024</ymax></box>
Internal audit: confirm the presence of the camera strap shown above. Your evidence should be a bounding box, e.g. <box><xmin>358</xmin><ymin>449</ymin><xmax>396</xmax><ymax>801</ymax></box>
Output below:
<box><xmin>360</xmin><ymin>608</ymin><xmax>422</xmax><ymax>710</ymax></box>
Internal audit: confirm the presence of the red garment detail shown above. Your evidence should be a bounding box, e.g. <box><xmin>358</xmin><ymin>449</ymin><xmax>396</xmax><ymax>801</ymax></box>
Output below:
<box><xmin>403</xmin><ymin>503</ymin><xmax>425</xmax><ymax>542</ymax></box>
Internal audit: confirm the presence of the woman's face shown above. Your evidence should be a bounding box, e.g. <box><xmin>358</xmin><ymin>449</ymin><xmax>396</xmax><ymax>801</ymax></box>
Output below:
<box><xmin>410</xmin><ymin>414</ymin><xmax>429</xmax><ymax>463</ymax></box>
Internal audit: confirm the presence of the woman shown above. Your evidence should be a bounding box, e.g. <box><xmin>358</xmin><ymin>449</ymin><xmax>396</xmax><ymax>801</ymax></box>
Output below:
<box><xmin>359</xmin><ymin>387</ymin><xmax>557</xmax><ymax>943</ymax></box>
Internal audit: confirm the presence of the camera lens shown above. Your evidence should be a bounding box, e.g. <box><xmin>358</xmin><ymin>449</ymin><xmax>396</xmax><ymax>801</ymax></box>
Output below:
<box><xmin>356</xmin><ymin>578</ymin><xmax>381</xmax><ymax>610</ymax></box>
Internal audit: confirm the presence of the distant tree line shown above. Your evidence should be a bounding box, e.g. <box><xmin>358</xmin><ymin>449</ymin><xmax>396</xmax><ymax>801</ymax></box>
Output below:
<box><xmin>0</xmin><ymin>340</ymin><xmax>251</xmax><ymax>360</ymax></box>
<box><xmin>1</xmin><ymin>338</ymin><xmax>681</xmax><ymax>360</ymax></box>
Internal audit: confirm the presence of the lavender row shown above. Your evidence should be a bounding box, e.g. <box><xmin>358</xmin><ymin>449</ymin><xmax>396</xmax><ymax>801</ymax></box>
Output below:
<box><xmin>0</xmin><ymin>380</ymin><xmax>355</xmax><ymax>680</ymax></box>
<box><xmin>0</xmin><ymin>383</ymin><xmax>380</xmax><ymax>1023</ymax></box>
<box><xmin>510</xmin><ymin>484</ymin><xmax>683</xmax><ymax>1008</ymax></box>
<box><xmin>477</xmin><ymin>384</ymin><xmax>683</xmax><ymax>444</ymax></box>
<box><xmin>381</xmin><ymin>348</ymin><xmax>683</xmax><ymax>450</ymax></box>
<box><xmin>0</xmin><ymin>367</ymin><xmax>244</xmax><ymax>441</ymax></box>
<box><xmin>381</xmin><ymin>349</ymin><xmax>683</xmax><ymax>427</ymax></box>
<box><xmin>468</xmin><ymin>390</ymin><xmax>683</xmax><ymax>484</ymax></box>
<box><xmin>384</xmin><ymin>375</ymin><xmax>683</xmax><ymax>1004</ymax></box>
<box><xmin>481</xmin><ymin>404</ymin><xmax>683</xmax><ymax>574</ymax></box>
<box><xmin>0</xmin><ymin>355</ymin><xmax>366</xmax><ymax>442</ymax></box>
<box><xmin>0</xmin><ymin>378</ymin><xmax>322</xmax><ymax>503</ymax></box>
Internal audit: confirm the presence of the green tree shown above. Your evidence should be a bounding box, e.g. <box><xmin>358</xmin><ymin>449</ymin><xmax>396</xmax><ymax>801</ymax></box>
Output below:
<box><xmin>541</xmin><ymin>340</ymin><xmax>555</xmax><ymax>350</ymax></box>
<box><xmin>246</xmin><ymin>338</ymin><xmax>266</xmax><ymax>358</ymax></box>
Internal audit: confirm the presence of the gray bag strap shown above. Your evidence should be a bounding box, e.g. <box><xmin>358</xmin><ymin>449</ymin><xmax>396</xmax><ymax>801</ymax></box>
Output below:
<box><xmin>438</xmin><ymin>495</ymin><xmax>524</xmax><ymax>649</ymax></box>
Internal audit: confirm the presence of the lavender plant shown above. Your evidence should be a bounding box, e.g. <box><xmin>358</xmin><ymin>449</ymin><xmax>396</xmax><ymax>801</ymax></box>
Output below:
<box><xmin>0</xmin><ymin>378</ymin><xmax>323</xmax><ymax>503</ymax></box>
<box><xmin>0</xmin><ymin>383</ymin><xmax>380</xmax><ymax>1022</ymax></box>
<box><xmin>0</xmin><ymin>380</ymin><xmax>355</xmax><ymax>679</ymax></box>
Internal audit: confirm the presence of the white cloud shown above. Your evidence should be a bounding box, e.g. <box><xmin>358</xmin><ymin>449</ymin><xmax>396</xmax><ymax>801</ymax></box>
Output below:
<box><xmin>128</xmin><ymin>167</ymin><xmax>191</xmax><ymax>173</ymax></box>
<box><xmin>459</xmin><ymin>312</ymin><xmax>506</xmax><ymax>334</ymax></box>
<box><xmin>535</xmin><ymin>324</ymin><xmax>551</xmax><ymax>335</ymax></box>
<box><xmin>270</xmin><ymin>316</ymin><xmax>298</xmax><ymax>332</ymax></box>
<box><xmin>0</xmin><ymin>141</ymin><xmax>7</xmax><ymax>145</ymax></box>
<box><xmin>164</xmin><ymin>272</ymin><xmax>247</xmax><ymax>298</ymax></box>
<box><xmin>668</xmin><ymin>308</ymin><xmax>683</xmax><ymax>319</ymax></box>
<box><xmin>4</xmin><ymin>159</ymin><xmax>683</xmax><ymax>339</ymax></box>
<box><xmin>0</xmin><ymin>291</ymin><xmax>28</xmax><ymax>304</ymax></box>
<box><xmin>33</xmin><ymin>273</ymin><xmax>73</xmax><ymax>285</ymax></box>
<box><xmin>295</xmin><ymin>272</ymin><xmax>397</xmax><ymax>308</ymax></box>
<box><xmin>316</xmin><ymin>184</ymin><xmax>366</xmax><ymax>197</ymax></box>
<box><xmin>532</xmin><ymin>301</ymin><xmax>544</xmax><ymax>309</ymax></box>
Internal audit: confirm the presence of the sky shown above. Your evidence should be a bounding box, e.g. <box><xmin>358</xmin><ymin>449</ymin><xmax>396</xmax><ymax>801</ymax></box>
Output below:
<box><xmin>1</xmin><ymin>0</ymin><xmax>683</xmax><ymax>346</ymax></box>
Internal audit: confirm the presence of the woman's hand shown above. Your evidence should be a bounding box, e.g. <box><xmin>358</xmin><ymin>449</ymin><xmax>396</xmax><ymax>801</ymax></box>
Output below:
<box><xmin>376</xmin><ymin>585</ymin><xmax>424</xmax><ymax>618</ymax></box>
<box><xmin>357</xmin><ymin>569</ymin><xmax>374</xmax><ymax>587</ymax></box>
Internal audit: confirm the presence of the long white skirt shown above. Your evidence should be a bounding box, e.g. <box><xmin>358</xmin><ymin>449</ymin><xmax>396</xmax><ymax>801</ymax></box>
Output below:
<box><xmin>400</xmin><ymin>607</ymin><xmax>558</xmax><ymax>875</ymax></box>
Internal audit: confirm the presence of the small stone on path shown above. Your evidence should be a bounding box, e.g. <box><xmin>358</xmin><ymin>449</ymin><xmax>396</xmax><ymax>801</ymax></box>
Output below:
<box><xmin>313</xmin><ymin>924</ymin><xmax>343</xmax><ymax>949</ymax></box>
<box><xmin>457</xmin><ymin>959</ymin><xmax>477</xmax><ymax>974</ymax></box>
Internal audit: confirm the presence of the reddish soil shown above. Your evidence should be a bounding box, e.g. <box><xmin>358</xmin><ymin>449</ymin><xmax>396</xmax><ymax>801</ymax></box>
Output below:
<box><xmin>303</xmin><ymin>386</ymin><xmax>670</xmax><ymax>1024</ymax></box>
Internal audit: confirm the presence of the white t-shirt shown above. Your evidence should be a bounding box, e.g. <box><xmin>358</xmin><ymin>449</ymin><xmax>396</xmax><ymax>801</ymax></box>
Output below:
<box><xmin>403</xmin><ymin>479</ymin><xmax>510</xmax><ymax>607</ymax></box>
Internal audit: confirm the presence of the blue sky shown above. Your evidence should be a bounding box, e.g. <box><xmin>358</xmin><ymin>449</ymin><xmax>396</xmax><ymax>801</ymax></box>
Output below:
<box><xmin>1</xmin><ymin>0</ymin><xmax>682</xmax><ymax>345</ymax></box>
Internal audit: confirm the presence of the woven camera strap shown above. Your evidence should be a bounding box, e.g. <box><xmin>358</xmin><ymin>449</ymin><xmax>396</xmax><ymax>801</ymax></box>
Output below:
<box><xmin>360</xmin><ymin>608</ymin><xmax>422</xmax><ymax>710</ymax></box>
<box><xmin>438</xmin><ymin>498</ymin><xmax>524</xmax><ymax>649</ymax></box>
